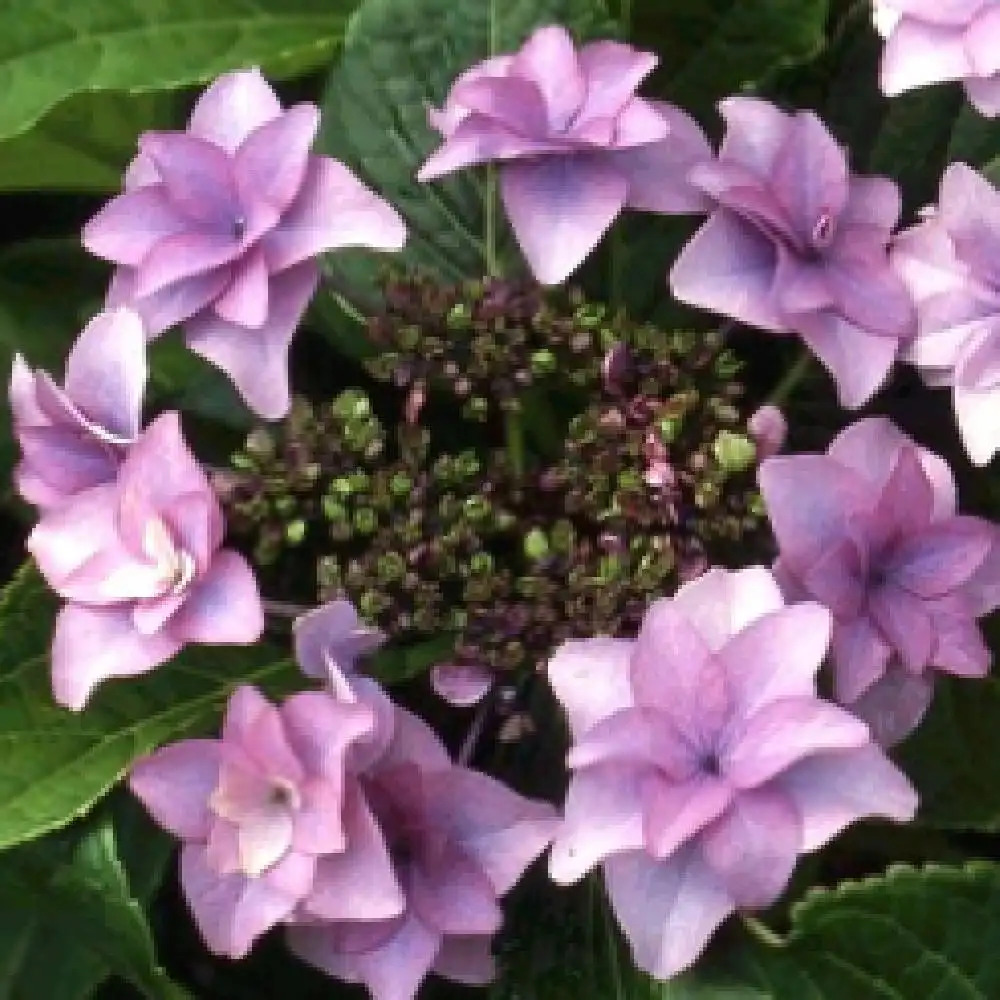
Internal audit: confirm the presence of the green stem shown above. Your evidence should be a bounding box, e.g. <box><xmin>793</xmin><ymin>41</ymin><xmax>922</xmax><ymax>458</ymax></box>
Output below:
<box><xmin>485</xmin><ymin>163</ymin><xmax>500</xmax><ymax>279</ymax></box>
<box><xmin>741</xmin><ymin>913</ymin><xmax>786</xmax><ymax>948</ymax></box>
<box><xmin>768</xmin><ymin>348</ymin><xmax>814</xmax><ymax>407</ymax></box>
<box><xmin>505</xmin><ymin>408</ymin><xmax>525</xmax><ymax>478</ymax></box>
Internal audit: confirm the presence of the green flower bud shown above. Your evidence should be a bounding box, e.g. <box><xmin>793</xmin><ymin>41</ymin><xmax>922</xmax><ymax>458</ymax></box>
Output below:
<box><xmin>712</xmin><ymin>430</ymin><xmax>757</xmax><ymax>473</ymax></box>
<box><xmin>285</xmin><ymin>519</ymin><xmax>307</xmax><ymax>545</ymax></box>
<box><xmin>523</xmin><ymin>527</ymin><xmax>550</xmax><ymax>562</ymax></box>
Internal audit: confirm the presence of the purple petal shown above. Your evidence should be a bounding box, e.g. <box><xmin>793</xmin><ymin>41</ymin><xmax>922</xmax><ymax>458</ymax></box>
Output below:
<box><xmin>446</xmin><ymin>75</ymin><xmax>550</xmax><ymax>137</ymax></box>
<box><xmin>548</xmin><ymin>764</ymin><xmax>645</xmax><ymax>884</ymax></box>
<box><xmin>162</xmin><ymin>491</ymin><xmax>224</xmax><ymax>573</ymax></box>
<box><xmin>722</xmin><ymin>697</ymin><xmax>870</xmax><ymax>789</ymax></box>
<box><xmin>771</xmin><ymin>111</ymin><xmax>848</xmax><ymax>243</ymax></box>
<box><xmin>824</xmin><ymin>247</ymin><xmax>916</xmax><ymax>338</ymax></box>
<box><xmin>888</xmin><ymin>516</ymin><xmax>994</xmax><ymax>596</ymax></box>
<box><xmin>183</xmin><ymin>261</ymin><xmax>317</xmax><ymax>419</ymax></box>
<box><xmin>134</xmin><ymin>231</ymin><xmax>240</xmax><ymax>299</ymax></box>
<box><xmin>546</xmin><ymin>637</ymin><xmax>635</xmax><ymax>738</ymax></box>
<box><xmin>509</xmin><ymin>25</ymin><xmax>585</xmax><ymax>132</ymax></box>
<box><xmin>603</xmin><ymin>845</ymin><xmax>733</xmax><ymax>979</ymax></box>
<box><xmin>110</xmin><ymin>264</ymin><xmax>232</xmax><ymax>337</ymax></box>
<box><xmin>51</xmin><ymin>603</ymin><xmax>183</xmax><ymax>710</ymax></box>
<box><xmin>410</xmin><ymin>843</ymin><xmax>502</xmax><ymax>936</ymax></box>
<box><xmin>15</xmin><ymin>429</ymin><xmax>118</xmax><ymax>507</ymax></box>
<box><xmin>847</xmin><ymin>666</ymin><xmax>935</xmax><ymax>746</ymax></box>
<box><xmin>965</xmin><ymin>75</ymin><xmax>1000</xmax><ymax>117</ymax></box>
<box><xmin>930</xmin><ymin>614</ymin><xmax>990</xmax><ymax>677</ymax></box>
<box><xmin>499</xmin><ymin>156</ymin><xmax>627</xmax><ymax>285</ymax></box>
<box><xmin>642</xmin><ymin>772</ymin><xmax>732</xmax><ymax>859</ymax></box>
<box><xmin>234</xmin><ymin>103</ymin><xmax>319</xmax><ymax>212</ymax></box>
<box><xmin>576</xmin><ymin>40</ymin><xmax>658</xmax><ymax>121</ymax></box>
<box><xmin>213</xmin><ymin>248</ymin><xmax>269</xmax><ymax>329</ymax></box>
<box><xmin>82</xmin><ymin>186</ymin><xmax>188</xmax><ymax>266</ymax></box>
<box><xmin>630</xmin><ymin>599</ymin><xmax>731</xmax><ymax>746</ymax></box>
<box><xmin>715</xmin><ymin>96</ymin><xmax>792</xmax><ymax>176</ymax></box>
<box><xmin>831</xmin><ymin>616</ymin><xmax>893</xmax><ymax>703</ymax></box>
<box><xmin>304</xmin><ymin>783</ymin><xmax>403</xmax><ymax>921</ymax></box>
<box><xmin>606</xmin><ymin>99</ymin><xmax>669</xmax><ymax>148</ymax></box>
<box><xmin>138</xmin><ymin>132</ymin><xmax>240</xmax><ymax>227</ymax></box>
<box><xmin>868</xmin><ymin>585</ymin><xmax>934</xmax><ymax>673</ymax></box>
<box><xmin>828</xmin><ymin>417</ymin><xmax>956</xmax><ymax>518</ymax></box>
<box><xmin>794</xmin><ymin>310</ymin><xmax>901</xmax><ymax>408</ymax></box>
<box><xmin>378</xmin><ymin>703</ymin><xmax>451</xmax><ymax>771</ymax></box>
<box><xmin>422</xmin><ymin>768</ymin><xmax>558</xmax><ymax>896</ymax></box>
<box><xmin>63</xmin><ymin>308</ymin><xmax>147</xmax><ymax>441</ymax></box>
<box><xmin>776</xmin><ymin>743</ymin><xmax>917</xmax><ymax>847</ymax></box>
<box><xmin>699</xmin><ymin>788</ymin><xmax>801</xmax><ymax>908</ymax></box>
<box><xmin>264</xmin><ymin>157</ymin><xmax>407</xmax><ymax>272</ymax></box>
<box><xmin>128</xmin><ymin>740</ymin><xmax>221</xmax><ymax>839</ymax></box>
<box><xmin>567</xmin><ymin>707</ymin><xmax>697</xmax><ymax>778</ymax></box>
<box><xmin>955</xmin><ymin>331</ymin><xmax>1000</xmax><ymax>465</ymax></box>
<box><xmin>669</xmin><ymin>210</ymin><xmax>785</xmax><ymax>332</ymax></box>
<box><xmin>187</xmin><ymin>69</ymin><xmax>283</xmax><ymax>153</ymax></box>
<box><xmin>416</xmin><ymin>115</ymin><xmax>567</xmax><ymax>181</ymax></box>
<box><xmin>430</xmin><ymin>663</ymin><xmax>492</xmax><ymax>707</ymax></box>
<box><xmin>167</xmin><ymin>550</ymin><xmax>263</xmax><ymax>645</ymax></box>
<box><xmin>289</xmin><ymin>913</ymin><xmax>440</xmax><ymax>1000</ymax></box>
<box><xmin>181</xmin><ymin>844</ymin><xmax>314</xmax><ymax>958</ymax></box>
<box><xmin>842</xmin><ymin>175</ymin><xmax>901</xmax><ymax>232</ymax></box>
<box><xmin>615</xmin><ymin>100</ymin><xmax>712</xmax><ymax>213</ymax></box>
<box><xmin>670</xmin><ymin>565</ymin><xmax>785</xmax><ymax>651</ymax></box>
<box><xmin>880</xmin><ymin>20</ymin><xmax>970</xmax><ymax>95</ymax></box>
<box><xmin>800</xmin><ymin>540</ymin><xmax>865</xmax><ymax>618</ymax></box>
<box><xmin>292</xmin><ymin>600</ymin><xmax>385</xmax><ymax>685</ymax></box>
<box><xmin>280</xmin><ymin>690</ymin><xmax>374</xmax><ymax>780</ymax></box>
<box><xmin>870</xmin><ymin>446</ymin><xmax>935</xmax><ymax>547</ymax></box>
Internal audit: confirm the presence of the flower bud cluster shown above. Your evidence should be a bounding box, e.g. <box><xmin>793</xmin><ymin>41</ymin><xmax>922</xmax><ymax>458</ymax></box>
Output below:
<box><xmin>220</xmin><ymin>273</ymin><xmax>768</xmax><ymax>676</ymax></box>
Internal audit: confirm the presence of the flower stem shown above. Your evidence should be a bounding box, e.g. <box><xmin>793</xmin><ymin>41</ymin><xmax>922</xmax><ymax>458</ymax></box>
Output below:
<box><xmin>768</xmin><ymin>348</ymin><xmax>815</xmax><ymax>406</ymax></box>
<box><xmin>485</xmin><ymin>164</ymin><xmax>500</xmax><ymax>279</ymax></box>
<box><xmin>263</xmin><ymin>599</ymin><xmax>312</xmax><ymax>619</ymax></box>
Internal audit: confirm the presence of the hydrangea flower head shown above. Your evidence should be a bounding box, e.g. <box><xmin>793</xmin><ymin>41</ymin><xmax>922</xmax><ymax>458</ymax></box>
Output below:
<box><xmin>418</xmin><ymin>24</ymin><xmax>712</xmax><ymax>284</ymax></box>
<box><xmin>891</xmin><ymin>162</ymin><xmax>1000</xmax><ymax>464</ymax></box>
<box><xmin>547</xmin><ymin>565</ymin><xmax>916</xmax><ymax>979</ymax></box>
<box><xmin>874</xmin><ymin>1</ymin><xmax>1000</xmax><ymax>116</ymax></box>
<box><xmin>288</xmin><ymin>698</ymin><xmax>558</xmax><ymax>1000</ymax></box>
<box><xmin>26</xmin><ymin>411</ymin><xmax>264</xmax><ymax>709</ymax></box>
<box><xmin>759</xmin><ymin>417</ymin><xmax>1000</xmax><ymax>744</ymax></box>
<box><xmin>129</xmin><ymin>685</ymin><xmax>398</xmax><ymax>958</ymax></box>
<box><xmin>83</xmin><ymin>68</ymin><xmax>407</xmax><ymax>419</ymax></box>
<box><xmin>670</xmin><ymin>97</ymin><xmax>915</xmax><ymax>408</ymax></box>
<box><xmin>10</xmin><ymin>308</ymin><xmax>147</xmax><ymax>510</ymax></box>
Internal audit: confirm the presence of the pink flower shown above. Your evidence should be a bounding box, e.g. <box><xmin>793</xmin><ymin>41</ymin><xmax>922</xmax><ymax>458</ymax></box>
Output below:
<box><xmin>670</xmin><ymin>97</ymin><xmax>915</xmax><ymax>408</ymax></box>
<box><xmin>83</xmin><ymin>68</ymin><xmax>407</xmax><ymax>419</ymax></box>
<box><xmin>891</xmin><ymin>162</ymin><xmax>1000</xmax><ymax>465</ymax></box>
<box><xmin>759</xmin><ymin>417</ymin><xmax>1000</xmax><ymax>744</ymax></box>
<box><xmin>26</xmin><ymin>411</ymin><xmax>264</xmax><ymax>709</ymax></box>
<box><xmin>418</xmin><ymin>25</ymin><xmax>711</xmax><ymax>285</ymax></box>
<box><xmin>546</xmin><ymin>565</ymin><xmax>916</xmax><ymax>979</ymax></box>
<box><xmin>875</xmin><ymin>0</ymin><xmax>1000</xmax><ymax>116</ymax></box>
<box><xmin>9</xmin><ymin>308</ymin><xmax>147</xmax><ymax>510</ymax></box>
<box><xmin>129</xmin><ymin>685</ymin><xmax>400</xmax><ymax>958</ymax></box>
<box><xmin>288</xmin><ymin>697</ymin><xmax>557</xmax><ymax>1000</ymax></box>
<box><xmin>293</xmin><ymin>600</ymin><xmax>386</xmax><ymax>698</ymax></box>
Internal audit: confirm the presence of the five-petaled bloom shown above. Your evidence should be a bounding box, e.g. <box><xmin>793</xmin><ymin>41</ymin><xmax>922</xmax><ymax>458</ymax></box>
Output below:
<box><xmin>547</xmin><ymin>565</ymin><xmax>917</xmax><ymax>979</ymax></box>
<box><xmin>874</xmin><ymin>0</ymin><xmax>1000</xmax><ymax>116</ymax></box>
<box><xmin>670</xmin><ymin>97</ymin><xmax>915</xmax><ymax>408</ymax></box>
<box><xmin>26</xmin><ymin>411</ymin><xmax>264</xmax><ymax>709</ymax></box>
<box><xmin>288</xmin><ymin>693</ymin><xmax>558</xmax><ymax>1000</ymax></box>
<box><xmin>10</xmin><ymin>308</ymin><xmax>147</xmax><ymax>511</ymax></box>
<box><xmin>759</xmin><ymin>417</ymin><xmax>1000</xmax><ymax>745</ymax></box>
<box><xmin>83</xmin><ymin>68</ymin><xmax>407</xmax><ymax>419</ymax></box>
<box><xmin>129</xmin><ymin>685</ymin><xmax>400</xmax><ymax>958</ymax></box>
<box><xmin>891</xmin><ymin>162</ymin><xmax>1000</xmax><ymax>465</ymax></box>
<box><xmin>418</xmin><ymin>24</ymin><xmax>711</xmax><ymax>285</ymax></box>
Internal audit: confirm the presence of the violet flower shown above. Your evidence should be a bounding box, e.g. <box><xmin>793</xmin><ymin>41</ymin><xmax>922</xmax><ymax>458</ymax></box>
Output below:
<box><xmin>417</xmin><ymin>24</ymin><xmax>712</xmax><ymax>285</ymax></box>
<box><xmin>129</xmin><ymin>685</ymin><xmax>402</xmax><ymax>958</ymax></box>
<box><xmin>874</xmin><ymin>1</ymin><xmax>1000</xmax><ymax>115</ymax></box>
<box><xmin>83</xmin><ymin>68</ymin><xmax>407</xmax><ymax>419</ymax></box>
<box><xmin>293</xmin><ymin>600</ymin><xmax>386</xmax><ymax>698</ymax></box>
<box><xmin>670</xmin><ymin>97</ymin><xmax>915</xmax><ymax>408</ymax></box>
<box><xmin>759</xmin><ymin>417</ymin><xmax>1000</xmax><ymax>744</ymax></box>
<box><xmin>547</xmin><ymin>565</ymin><xmax>917</xmax><ymax>979</ymax></box>
<box><xmin>891</xmin><ymin>162</ymin><xmax>1000</xmax><ymax>465</ymax></box>
<box><xmin>9</xmin><ymin>308</ymin><xmax>147</xmax><ymax>510</ymax></box>
<box><xmin>26</xmin><ymin>411</ymin><xmax>264</xmax><ymax>710</ymax></box>
<box><xmin>288</xmin><ymin>698</ymin><xmax>557</xmax><ymax>1000</ymax></box>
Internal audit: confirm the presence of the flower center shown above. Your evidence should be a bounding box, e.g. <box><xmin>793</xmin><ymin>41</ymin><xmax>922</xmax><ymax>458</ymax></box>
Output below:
<box><xmin>810</xmin><ymin>210</ymin><xmax>836</xmax><ymax>250</ymax></box>
<box><xmin>267</xmin><ymin>778</ymin><xmax>302</xmax><ymax>811</ymax></box>
<box><xmin>232</xmin><ymin>215</ymin><xmax>247</xmax><ymax>240</ymax></box>
<box><xmin>142</xmin><ymin>517</ymin><xmax>197</xmax><ymax>596</ymax></box>
<box><xmin>699</xmin><ymin>750</ymin><xmax>722</xmax><ymax>777</ymax></box>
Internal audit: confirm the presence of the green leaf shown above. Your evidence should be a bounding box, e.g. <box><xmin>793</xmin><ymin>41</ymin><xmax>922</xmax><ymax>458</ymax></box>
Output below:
<box><xmin>0</xmin><ymin>805</ymin><xmax>187</xmax><ymax>1000</ymax></box>
<box><xmin>0</xmin><ymin>90</ymin><xmax>178</xmax><ymax>192</ymax></box>
<box><xmin>0</xmin><ymin>563</ymin><xmax>299</xmax><ymax>850</ymax></box>
<box><xmin>896</xmin><ymin>675</ymin><xmax>1000</xmax><ymax>832</ymax></box>
<box><xmin>316</xmin><ymin>0</ymin><xmax>614</xmax><ymax>313</ymax></box>
<box><xmin>633</xmin><ymin>0</ymin><xmax>831</xmax><ymax>123</ymax></box>
<box><xmin>0</xmin><ymin>0</ymin><xmax>357</xmax><ymax>144</ymax></box>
